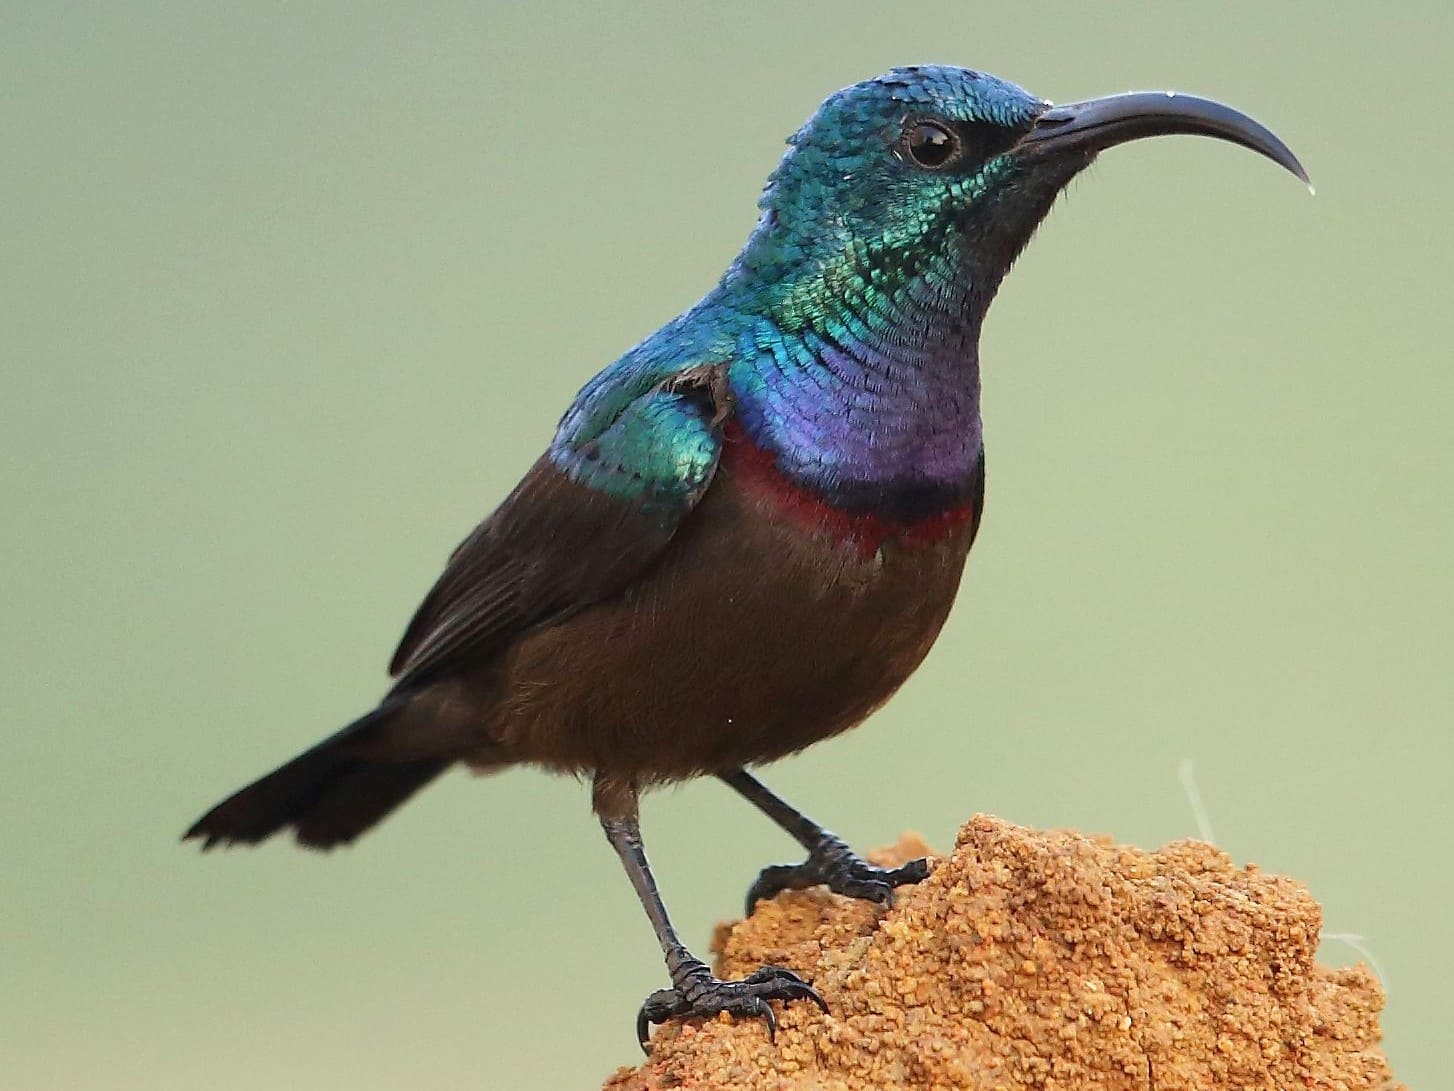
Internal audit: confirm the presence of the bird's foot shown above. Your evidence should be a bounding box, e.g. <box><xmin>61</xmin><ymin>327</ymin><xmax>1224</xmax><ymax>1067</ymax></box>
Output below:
<box><xmin>745</xmin><ymin>832</ymin><xmax>930</xmax><ymax>913</ymax></box>
<box><xmin>637</xmin><ymin>950</ymin><xmax>826</xmax><ymax>1051</ymax></box>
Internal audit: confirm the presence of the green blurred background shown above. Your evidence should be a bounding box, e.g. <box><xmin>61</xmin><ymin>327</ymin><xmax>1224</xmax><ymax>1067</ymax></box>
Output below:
<box><xmin>4</xmin><ymin>3</ymin><xmax>1448</xmax><ymax>1087</ymax></box>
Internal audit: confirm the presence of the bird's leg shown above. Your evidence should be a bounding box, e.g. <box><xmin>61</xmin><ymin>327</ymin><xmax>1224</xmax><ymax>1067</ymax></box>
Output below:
<box><xmin>593</xmin><ymin>774</ymin><xmax>826</xmax><ymax>1052</ymax></box>
<box><xmin>720</xmin><ymin>768</ymin><xmax>930</xmax><ymax>914</ymax></box>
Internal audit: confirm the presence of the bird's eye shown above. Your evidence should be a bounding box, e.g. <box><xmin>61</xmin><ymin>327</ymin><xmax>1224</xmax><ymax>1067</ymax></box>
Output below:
<box><xmin>903</xmin><ymin>120</ymin><xmax>963</xmax><ymax>170</ymax></box>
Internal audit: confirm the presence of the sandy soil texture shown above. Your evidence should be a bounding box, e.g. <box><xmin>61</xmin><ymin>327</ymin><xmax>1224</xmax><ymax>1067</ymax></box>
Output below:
<box><xmin>605</xmin><ymin>815</ymin><xmax>1401</xmax><ymax>1090</ymax></box>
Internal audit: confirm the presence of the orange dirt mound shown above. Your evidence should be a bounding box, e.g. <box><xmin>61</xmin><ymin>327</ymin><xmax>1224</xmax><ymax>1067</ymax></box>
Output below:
<box><xmin>605</xmin><ymin>815</ymin><xmax>1401</xmax><ymax>1091</ymax></box>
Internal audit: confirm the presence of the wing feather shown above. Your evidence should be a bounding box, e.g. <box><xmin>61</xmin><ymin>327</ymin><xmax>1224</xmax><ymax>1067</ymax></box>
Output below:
<box><xmin>387</xmin><ymin>364</ymin><xmax>728</xmax><ymax>690</ymax></box>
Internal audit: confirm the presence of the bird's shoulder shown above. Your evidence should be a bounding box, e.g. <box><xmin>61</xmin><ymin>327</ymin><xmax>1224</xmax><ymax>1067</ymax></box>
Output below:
<box><xmin>549</xmin><ymin>339</ymin><xmax>733</xmax><ymax>515</ymax></box>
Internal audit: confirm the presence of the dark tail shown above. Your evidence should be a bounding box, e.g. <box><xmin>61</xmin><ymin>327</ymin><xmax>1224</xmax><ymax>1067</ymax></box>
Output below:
<box><xmin>184</xmin><ymin>704</ymin><xmax>450</xmax><ymax>851</ymax></box>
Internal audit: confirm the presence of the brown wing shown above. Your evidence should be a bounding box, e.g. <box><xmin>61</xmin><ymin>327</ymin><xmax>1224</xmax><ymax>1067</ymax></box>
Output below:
<box><xmin>387</xmin><ymin>369</ymin><xmax>727</xmax><ymax>691</ymax></box>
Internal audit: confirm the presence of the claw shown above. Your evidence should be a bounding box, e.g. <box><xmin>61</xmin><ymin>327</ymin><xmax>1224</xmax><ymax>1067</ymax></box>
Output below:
<box><xmin>778</xmin><ymin>980</ymin><xmax>830</xmax><ymax>1013</ymax></box>
<box><xmin>635</xmin><ymin>961</ymin><xmax>825</xmax><ymax>1053</ymax></box>
<box><xmin>745</xmin><ymin>966</ymin><xmax>829</xmax><ymax>1012</ymax></box>
<box><xmin>745</xmin><ymin>863</ymin><xmax>817</xmax><ymax>914</ymax></box>
<box><xmin>755</xmin><ymin>997</ymin><xmax>777</xmax><ymax>1042</ymax></box>
<box><xmin>636</xmin><ymin>1006</ymin><xmax>652</xmax><ymax>1052</ymax></box>
<box><xmin>745</xmin><ymin>834</ymin><xmax>931</xmax><ymax>912</ymax></box>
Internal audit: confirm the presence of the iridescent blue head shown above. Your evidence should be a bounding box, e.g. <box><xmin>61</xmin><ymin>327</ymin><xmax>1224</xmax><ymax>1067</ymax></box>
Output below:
<box><xmin>705</xmin><ymin>66</ymin><xmax>1306</xmax><ymax>518</ymax></box>
<box><xmin>724</xmin><ymin>64</ymin><xmax>1306</xmax><ymax>329</ymax></box>
<box><xmin>728</xmin><ymin>66</ymin><xmax>1051</xmax><ymax>320</ymax></box>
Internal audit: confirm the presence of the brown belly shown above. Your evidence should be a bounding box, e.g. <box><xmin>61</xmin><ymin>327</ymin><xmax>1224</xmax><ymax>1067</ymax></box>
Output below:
<box><xmin>481</xmin><ymin>461</ymin><xmax>974</xmax><ymax>781</ymax></box>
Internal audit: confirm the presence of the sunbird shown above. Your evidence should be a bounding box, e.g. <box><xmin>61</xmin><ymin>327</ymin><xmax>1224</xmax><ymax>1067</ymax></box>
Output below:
<box><xmin>187</xmin><ymin>66</ymin><xmax>1307</xmax><ymax>1047</ymax></box>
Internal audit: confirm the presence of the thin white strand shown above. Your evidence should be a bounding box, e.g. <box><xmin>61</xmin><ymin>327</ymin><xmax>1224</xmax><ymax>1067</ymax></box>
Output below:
<box><xmin>1177</xmin><ymin>757</ymin><xmax>1216</xmax><ymax>844</ymax></box>
<box><xmin>1323</xmin><ymin>932</ymin><xmax>1390</xmax><ymax>993</ymax></box>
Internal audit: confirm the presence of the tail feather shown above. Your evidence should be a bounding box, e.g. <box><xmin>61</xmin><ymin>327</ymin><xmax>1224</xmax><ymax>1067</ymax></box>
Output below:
<box><xmin>184</xmin><ymin>704</ymin><xmax>450</xmax><ymax>851</ymax></box>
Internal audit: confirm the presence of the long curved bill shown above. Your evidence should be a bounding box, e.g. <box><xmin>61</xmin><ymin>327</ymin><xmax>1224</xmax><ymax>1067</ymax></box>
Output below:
<box><xmin>1019</xmin><ymin>91</ymin><xmax>1311</xmax><ymax>189</ymax></box>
